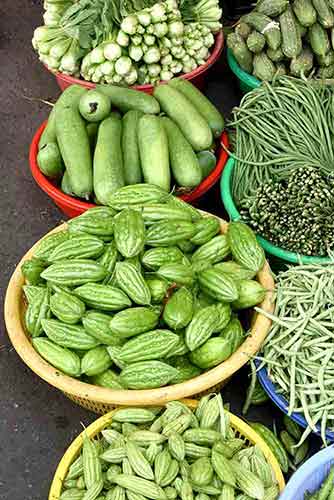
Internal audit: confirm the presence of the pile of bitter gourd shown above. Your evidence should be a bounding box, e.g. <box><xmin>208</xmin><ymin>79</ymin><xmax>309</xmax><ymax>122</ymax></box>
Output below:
<box><xmin>22</xmin><ymin>186</ymin><xmax>267</xmax><ymax>390</ymax></box>
<box><xmin>60</xmin><ymin>395</ymin><xmax>279</xmax><ymax>499</ymax></box>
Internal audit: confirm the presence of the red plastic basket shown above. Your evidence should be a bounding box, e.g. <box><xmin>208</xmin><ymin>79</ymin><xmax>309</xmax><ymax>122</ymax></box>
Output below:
<box><xmin>45</xmin><ymin>31</ymin><xmax>224</xmax><ymax>94</ymax></box>
<box><xmin>30</xmin><ymin>121</ymin><xmax>229</xmax><ymax>218</ymax></box>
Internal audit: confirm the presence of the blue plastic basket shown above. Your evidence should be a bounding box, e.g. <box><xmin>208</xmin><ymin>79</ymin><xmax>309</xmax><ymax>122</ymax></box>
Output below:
<box><xmin>256</xmin><ymin>361</ymin><xmax>334</xmax><ymax>442</ymax></box>
<box><xmin>279</xmin><ymin>446</ymin><xmax>334</xmax><ymax>499</ymax></box>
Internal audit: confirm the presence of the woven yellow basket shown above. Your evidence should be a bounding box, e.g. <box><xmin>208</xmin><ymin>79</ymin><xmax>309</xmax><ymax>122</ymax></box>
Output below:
<box><xmin>4</xmin><ymin>212</ymin><xmax>275</xmax><ymax>414</ymax></box>
<box><xmin>49</xmin><ymin>399</ymin><xmax>285</xmax><ymax>499</ymax></box>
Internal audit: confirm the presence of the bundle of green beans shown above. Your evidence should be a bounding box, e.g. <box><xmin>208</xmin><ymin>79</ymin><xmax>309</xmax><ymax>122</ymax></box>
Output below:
<box><xmin>228</xmin><ymin>76</ymin><xmax>334</xmax><ymax>206</ymax></box>
<box><xmin>305</xmin><ymin>467</ymin><xmax>334</xmax><ymax>500</ymax></box>
<box><xmin>256</xmin><ymin>262</ymin><xmax>334</xmax><ymax>446</ymax></box>
<box><xmin>240</xmin><ymin>166</ymin><xmax>334</xmax><ymax>256</ymax></box>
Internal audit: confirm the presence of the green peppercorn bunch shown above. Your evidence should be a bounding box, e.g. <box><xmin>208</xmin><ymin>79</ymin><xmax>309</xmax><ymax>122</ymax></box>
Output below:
<box><xmin>240</xmin><ymin>167</ymin><xmax>334</xmax><ymax>256</ymax></box>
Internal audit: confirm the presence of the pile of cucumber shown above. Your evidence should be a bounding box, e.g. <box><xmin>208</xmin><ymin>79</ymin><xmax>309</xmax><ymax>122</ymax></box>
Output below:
<box><xmin>22</xmin><ymin>187</ymin><xmax>266</xmax><ymax>390</ymax></box>
<box><xmin>227</xmin><ymin>0</ymin><xmax>334</xmax><ymax>81</ymax></box>
<box><xmin>36</xmin><ymin>79</ymin><xmax>224</xmax><ymax>203</ymax></box>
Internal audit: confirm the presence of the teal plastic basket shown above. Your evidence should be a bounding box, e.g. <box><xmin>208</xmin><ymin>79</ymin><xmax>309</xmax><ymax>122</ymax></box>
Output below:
<box><xmin>220</xmin><ymin>156</ymin><xmax>332</xmax><ymax>265</ymax></box>
<box><xmin>227</xmin><ymin>48</ymin><xmax>260</xmax><ymax>93</ymax></box>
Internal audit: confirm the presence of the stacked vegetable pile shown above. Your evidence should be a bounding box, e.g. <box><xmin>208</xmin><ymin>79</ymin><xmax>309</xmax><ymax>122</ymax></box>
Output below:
<box><xmin>257</xmin><ymin>261</ymin><xmax>334</xmax><ymax>445</ymax></box>
<box><xmin>22</xmin><ymin>187</ymin><xmax>267</xmax><ymax>390</ymax></box>
<box><xmin>60</xmin><ymin>395</ymin><xmax>280</xmax><ymax>499</ymax></box>
<box><xmin>228</xmin><ymin>75</ymin><xmax>334</xmax><ymax>257</ymax></box>
<box><xmin>227</xmin><ymin>0</ymin><xmax>334</xmax><ymax>81</ymax></box>
<box><xmin>37</xmin><ymin>80</ymin><xmax>224</xmax><ymax>202</ymax></box>
<box><xmin>32</xmin><ymin>0</ymin><xmax>221</xmax><ymax>86</ymax></box>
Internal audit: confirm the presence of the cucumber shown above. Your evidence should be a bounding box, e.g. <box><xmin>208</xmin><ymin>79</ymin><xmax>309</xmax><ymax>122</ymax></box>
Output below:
<box><xmin>39</xmin><ymin>85</ymin><xmax>87</xmax><ymax>151</ymax></box>
<box><xmin>227</xmin><ymin>33</ymin><xmax>253</xmax><ymax>73</ymax></box>
<box><xmin>266</xmin><ymin>47</ymin><xmax>284</xmax><ymax>62</ymax></box>
<box><xmin>96</xmin><ymin>84</ymin><xmax>160</xmax><ymax>114</ymax></box>
<box><xmin>279</xmin><ymin>6</ymin><xmax>302</xmax><ymax>59</ymax></box>
<box><xmin>309</xmin><ymin>23</ymin><xmax>330</xmax><ymax>57</ymax></box>
<box><xmin>242</xmin><ymin>13</ymin><xmax>281</xmax><ymax>50</ymax></box>
<box><xmin>317</xmin><ymin>64</ymin><xmax>334</xmax><ymax>78</ymax></box>
<box><xmin>253</xmin><ymin>52</ymin><xmax>276</xmax><ymax>81</ymax></box>
<box><xmin>168</xmin><ymin>79</ymin><xmax>224</xmax><ymax>139</ymax></box>
<box><xmin>93</xmin><ymin>113</ymin><xmax>125</xmax><ymax>205</ymax></box>
<box><xmin>61</xmin><ymin>171</ymin><xmax>74</xmax><ymax>195</ymax></box>
<box><xmin>256</xmin><ymin>0</ymin><xmax>288</xmax><ymax>16</ymax></box>
<box><xmin>122</xmin><ymin>110</ymin><xmax>143</xmax><ymax>185</ymax></box>
<box><xmin>55</xmin><ymin>103</ymin><xmax>93</xmax><ymax>200</ymax></box>
<box><xmin>138</xmin><ymin>115</ymin><xmax>170</xmax><ymax>192</ymax></box>
<box><xmin>235</xmin><ymin>22</ymin><xmax>252</xmax><ymax>39</ymax></box>
<box><xmin>312</xmin><ymin>0</ymin><xmax>334</xmax><ymax>28</ymax></box>
<box><xmin>153</xmin><ymin>85</ymin><xmax>212</xmax><ymax>152</ymax></box>
<box><xmin>161</xmin><ymin>117</ymin><xmax>201</xmax><ymax>189</ymax></box>
<box><xmin>39</xmin><ymin>106</ymin><xmax>57</xmax><ymax>150</ymax></box>
<box><xmin>317</xmin><ymin>50</ymin><xmax>334</xmax><ymax>66</ymax></box>
<box><xmin>246</xmin><ymin>31</ymin><xmax>266</xmax><ymax>54</ymax></box>
<box><xmin>197</xmin><ymin>151</ymin><xmax>216</xmax><ymax>179</ymax></box>
<box><xmin>37</xmin><ymin>142</ymin><xmax>64</xmax><ymax>178</ymax></box>
<box><xmin>293</xmin><ymin>0</ymin><xmax>317</xmax><ymax>27</ymax></box>
<box><xmin>86</xmin><ymin>122</ymin><xmax>99</xmax><ymax>149</ymax></box>
<box><xmin>290</xmin><ymin>48</ymin><xmax>313</xmax><ymax>76</ymax></box>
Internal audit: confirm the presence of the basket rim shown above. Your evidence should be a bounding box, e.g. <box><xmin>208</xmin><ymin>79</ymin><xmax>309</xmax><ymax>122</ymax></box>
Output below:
<box><xmin>45</xmin><ymin>31</ymin><xmax>224</xmax><ymax>91</ymax></box>
<box><xmin>4</xmin><ymin>211</ymin><xmax>275</xmax><ymax>407</ymax></box>
<box><xmin>29</xmin><ymin>122</ymin><xmax>229</xmax><ymax>209</ymax></box>
<box><xmin>220</xmin><ymin>156</ymin><xmax>333</xmax><ymax>265</ymax></box>
<box><xmin>48</xmin><ymin>399</ymin><xmax>285</xmax><ymax>499</ymax></box>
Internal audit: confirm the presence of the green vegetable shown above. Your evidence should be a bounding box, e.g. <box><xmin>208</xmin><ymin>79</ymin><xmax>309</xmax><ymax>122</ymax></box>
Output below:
<box><xmin>293</xmin><ymin>0</ymin><xmax>317</xmax><ymax>27</ymax></box>
<box><xmin>55</xmin><ymin>98</ymin><xmax>93</xmax><ymax>199</ymax></box>
<box><xmin>249</xmin><ymin>423</ymin><xmax>289</xmax><ymax>473</ymax></box>
<box><xmin>312</xmin><ymin>0</ymin><xmax>334</xmax><ymax>28</ymax></box>
<box><xmin>227</xmin><ymin>33</ymin><xmax>253</xmax><ymax>73</ymax></box>
<box><xmin>37</xmin><ymin>142</ymin><xmax>64</xmax><ymax>178</ymax></box>
<box><xmin>153</xmin><ymin>85</ymin><xmax>212</xmax><ymax>152</ymax></box>
<box><xmin>242</xmin><ymin>12</ymin><xmax>281</xmax><ymax>50</ymax></box>
<box><xmin>279</xmin><ymin>6</ymin><xmax>302</xmax><ymax>59</ymax></box>
<box><xmin>240</xmin><ymin>167</ymin><xmax>334</xmax><ymax>256</ymax></box>
<box><xmin>161</xmin><ymin>117</ymin><xmax>201</xmax><ymax>189</ymax></box>
<box><xmin>246</xmin><ymin>32</ymin><xmax>266</xmax><ymax>54</ymax></box>
<box><xmin>256</xmin><ymin>0</ymin><xmax>288</xmax><ymax>16</ymax></box>
<box><xmin>93</xmin><ymin>114</ymin><xmax>125</xmax><ymax>205</ymax></box>
<box><xmin>122</xmin><ymin>110</ymin><xmax>143</xmax><ymax>185</ymax></box>
<box><xmin>39</xmin><ymin>105</ymin><xmax>57</xmax><ymax>150</ymax></box>
<box><xmin>79</xmin><ymin>90</ymin><xmax>111</xmax><ymax>122</ymax></box>
<box><xmin>32</xmin><ymin>338</ymin><xmax>81</xmax><ymax>377</ymax></box>
<box><xmin>168</xmin><ymin>79</ymin><xmax>224</xmax><ymax>139</ymax></box>
<box><xmin>197</xmin><ymin>151</ymin><xmax>216</xmax><ymax>179</ymax></box>
<box><xmin>309</xmin><ymin>23</ymin><xmax>330</xmax><ymax>57</ymax></box>
<box><xmin>229</xmin><ymin>76</ymin><xmax>334</xmax><ymax>207</ymax></box>
<box><xmin>253</xmin><ymin>52</ymin><xmax>276</xmax><ymax>81</ymax></box>
<box><xmin>61</xmin><ymin>171</ymin><xmax>74</xmax><ymax>195</ymax></box>
<box><xmin>138</xmin><ymin>115</ymin><xmax>170</xmax><ymax>192</ymax></box>
<box><xmin>290</xmin><ymin>48</ymin><xmax>313</xmax><ymax>76</ymax></box>
<box><xmin>259</xmin><ymin>262</ymin><xmax>334</xmax><ymax>446</ymax></box>
<box><xmin>97</xmin><ymin>85</ymin><xmax>160</xmax><ymax>114</ymax></box>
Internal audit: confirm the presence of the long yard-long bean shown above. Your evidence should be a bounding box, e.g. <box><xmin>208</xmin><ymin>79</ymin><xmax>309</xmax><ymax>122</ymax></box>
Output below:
<box><xmin>228</xmin><ymin>76</ymin><xmax>334</xmax><ymax>206</ymax></box>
